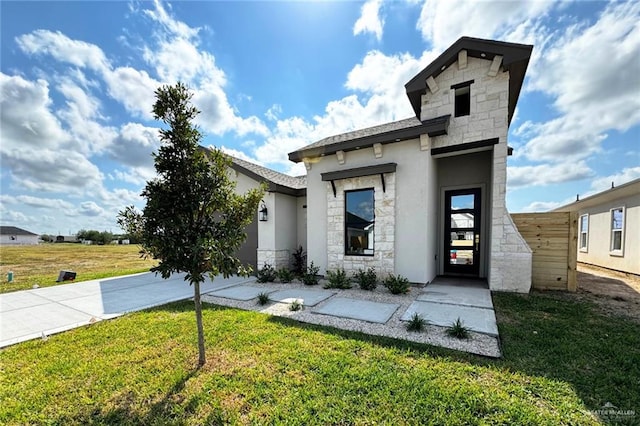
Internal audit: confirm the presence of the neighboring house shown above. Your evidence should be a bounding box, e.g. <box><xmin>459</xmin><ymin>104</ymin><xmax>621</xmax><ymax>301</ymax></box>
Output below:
<box><xmin>230</xmin><ymin>37</ymin><xmax>535</xmax><ymax>292</ymax></box>
<box><xmin>554</xmin><ymin>178</ymin><xmax>640</xmax><ymax>275</ymax></box>
<box><xmin>56</xmin><ymin>235</ymin><xmax>78</xmax><ymax>243</ymax></box>
<box><xmin>0</xmin><ymin>226</ymin><xmax>39</xmax><ymax>245</ymax></box>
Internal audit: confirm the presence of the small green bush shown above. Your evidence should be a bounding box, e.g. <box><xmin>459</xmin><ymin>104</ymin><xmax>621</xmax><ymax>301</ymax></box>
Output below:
<box><xmin>289</xmin><ymin>299</ymin><xmax>303</xmax><ymax>311</ymax></box>
<box><xmin>383</xmin><ymin>274</ymin><xmax>410</xmax><ymax>294</ymax></box>
<box><xmin>302</xmin><ymin>261</ymin><xmax>320</xmax><ymax>286</ymax></box>
<box><xmin>277</xmin><ymin>267</ymin><xmax>294</xmax><ymax>283</ymax></box>
<box><xmin>324</xmin><ymin>268</ymin><xmax>352</xmax><ymax>289</ymax></box>
<box><xmin>291</xmin><ymin>246</ymin><xmax>307</xmax><ymax>276</ymax></box>
<box><xmin>257</xmin><ymin>292</ymin><xmax>270</xmax><ymax>305</ymax></box>
<box><xmin>256</xmin><ymin>263</ymin><xmax>277</xmax><ymax>283</ymax></box>
<box><xmin>447</xmin><ymin>317</ymin><xmax>471</xmax><ymax>339</ymax></box>
<box><xmin>353</xmin><ymin>267</ymin><xmax>377</xmax><ymax>290</ymax></box>
<box><xmin>406</xmin><ymin>313</ymin><xmax>427</xmax><ymax>332</ymax></box>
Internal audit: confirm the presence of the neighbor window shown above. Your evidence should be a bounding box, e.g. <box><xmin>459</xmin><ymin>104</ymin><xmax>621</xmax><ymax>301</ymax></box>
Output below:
<box><xmin>453</xmin><ymin>80</ymin><xmax>473</xmax><ymax>117</ymax></box>
<box><xmin>610</xmin><ymin>207</ymin><xmax>625</xmax><ymax>254</ymax></box>
<box><xmin>579</xmin><ymin>214</ymin><xmax>589</xmax><ymax>252</ymax></box>
<box><xmin>345</xmin><ymin>188</ymin><xmax>374</xmax><ymax>256</ymax></box>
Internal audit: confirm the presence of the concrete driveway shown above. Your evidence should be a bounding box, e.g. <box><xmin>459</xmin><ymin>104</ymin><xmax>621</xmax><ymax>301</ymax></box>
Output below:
<box><xmin>0</xmin><ymin>272</ymin><xmax>253</xmax><ymax>348</ymax></box>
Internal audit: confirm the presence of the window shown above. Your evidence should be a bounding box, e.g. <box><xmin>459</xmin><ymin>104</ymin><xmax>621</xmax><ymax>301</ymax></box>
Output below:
<box><xmin>610</xmin><ymin>207</ymin><xmax>625</xmax><ymax>254</ymax></box>
<box><xmin>579</xmin><ymin>214</ymin><xmax>589</xmax><ymax>252</ymax></box>
<box><xmin>453</xmin><ymin>81</ymin><xmax>473</xmax><ymax>117</ymax></box>
<box><xmin>345</xmin><ymin>189</ymin><xmax>374</xmax><ymax>256</ymax></box>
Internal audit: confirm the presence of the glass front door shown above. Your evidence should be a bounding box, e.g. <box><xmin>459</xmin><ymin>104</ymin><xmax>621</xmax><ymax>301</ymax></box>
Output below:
<box><xmin>444</xmin><ymin>188</ymin><xmax>481</xmax><ymax>276</ymax></box>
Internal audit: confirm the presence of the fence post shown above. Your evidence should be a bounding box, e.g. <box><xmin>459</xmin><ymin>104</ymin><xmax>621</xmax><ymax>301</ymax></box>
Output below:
<box><xmin>567</xmin><ymin>211</ymin><xmax>578</xmax><ymax>292</ymax></box>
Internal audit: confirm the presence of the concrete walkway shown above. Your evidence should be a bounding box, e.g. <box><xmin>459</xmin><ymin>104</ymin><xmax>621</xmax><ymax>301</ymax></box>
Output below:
<box><xmin>0</xmin><ymin>272</ymin><xmax>252</xmax><ymax>348</ymax></box>
<box><xmin>1</xmin><ymin>273</ymin><xmax>498</xmax><ymax>354</ymax></box>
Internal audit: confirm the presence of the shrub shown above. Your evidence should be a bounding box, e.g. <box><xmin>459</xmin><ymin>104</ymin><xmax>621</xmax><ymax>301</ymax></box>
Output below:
<box><xmin>256</xmin><ymin>263</ymin><xmax>277</xmax><ymax>283</ymax></box>
<box><xmin>447</xmin><ymin>317</ymin><xmax>471</xmax><ymax>339</ymax></box>
<box><xmin>291</xmin><ymin>246</ymin><xmax>307</xmax><ymax>276</ymax></box>
<box><xmin>353</xmin><ymin>267</ymin><xmax>377</xmax><ymax>290</ymax></box>
<box><xmin>383</xmin><ymin>274</ymin><xmax>410</xmax><ymax>294</ymax></box>
<box><xmin>277</xmin><ymin>267</ymin><xmax>294</xmax><ymax>283</ymax></box>
<box><xmin>301</xmin><ymin>261</ymin><xmax>320</xmax><ymax>286</ymax></box>
<box><xmin>324</xmin><ymin>268</ymin><xmax>352</xmax><ymax>289</ymax></box>
<box><xmin>257</xmin><ymin>292</ymin><xmax>270</xmax><ymax>305</ymax></box>
<box><xmin>406</xmin><ymin>313</ymin><xmax>427</xmax><ymax>332</ymax></box>
<box><xmin>289</xmin><ymin>299</ymin><xmax>303</xmax><ymax>311</ymax></box>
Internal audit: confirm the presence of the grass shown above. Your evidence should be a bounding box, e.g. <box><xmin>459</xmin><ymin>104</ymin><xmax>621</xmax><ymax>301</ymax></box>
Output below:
<box><xmin>0</xmin><ymin>244</ymin><xmax>156</xmax><ymax>293</ymax></box>
<box><xmin>2</xmin><ymin>290</ymin><xmax>638</xmax><ymax>424</ymax></box>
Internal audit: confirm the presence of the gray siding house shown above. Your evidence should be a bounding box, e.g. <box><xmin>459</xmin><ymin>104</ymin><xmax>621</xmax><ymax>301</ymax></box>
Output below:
<box><xmin>554</xmin><ymin>178</ymin><xmax>640</xmax><ymax>275</ymax></box>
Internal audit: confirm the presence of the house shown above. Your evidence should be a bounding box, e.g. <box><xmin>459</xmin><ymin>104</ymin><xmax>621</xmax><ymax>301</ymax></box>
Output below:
<box><xmin>554</xmin><ymin>178</ymin><xmax>640</xmax><ymax>275</ymax></box>
<box><xmin>233</xmin><ymin>37</ymin><xmax>535</xmax><ymax>292</ymax></box>
<box><xmin>0</xmin><ymin>226</ymin><xmax>39</xmax><ymax>245</ymax></box>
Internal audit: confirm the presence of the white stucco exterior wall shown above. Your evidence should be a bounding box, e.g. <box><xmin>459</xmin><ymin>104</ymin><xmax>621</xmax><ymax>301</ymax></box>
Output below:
<box><xmin>0</xmin><ymin>234</ymin><xmax>39</xmax><ymax>245</ymax></box>
<box><xmin>306</xmin><ymin>139</ymin><xmax>438</xmax><ymax>283</ymax></box>
<box><xmin>296</xmin><ymin>197</ymin><xmax>307</xmax><ymax>252</ymax></box>
<box><xmin>230</xmin><ymin>168</ymin><xmax>303</xmax><ymax>270</ymax></box>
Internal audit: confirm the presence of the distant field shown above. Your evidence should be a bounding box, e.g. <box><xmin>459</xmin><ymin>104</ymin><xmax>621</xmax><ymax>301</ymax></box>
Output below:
<box><xmin>0</xmin><ymin>244</ymin><xmax>156</xmax><ymax>293</ymax></box>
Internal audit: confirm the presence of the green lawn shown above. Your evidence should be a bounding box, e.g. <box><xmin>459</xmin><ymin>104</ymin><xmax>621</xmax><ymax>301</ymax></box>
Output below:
<box><xmin>0</xmin><ymin>244</ymin><xmax>156</xmax><ymax>293</ymax></box>
<box><xmin>2</xmin><ymin>290</ymin><xmax>638</xmax><ymax>425</ymax></box>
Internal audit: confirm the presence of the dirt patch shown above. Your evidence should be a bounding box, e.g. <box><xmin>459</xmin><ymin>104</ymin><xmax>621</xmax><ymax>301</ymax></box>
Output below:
<box><xmin>571</xmin><ymin>264</ymin><xmax>640</xmax><ymax>323</ymax></box>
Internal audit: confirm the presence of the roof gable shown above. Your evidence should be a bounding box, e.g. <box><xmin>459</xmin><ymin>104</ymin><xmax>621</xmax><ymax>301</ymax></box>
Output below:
<box><xmin>1</xmin><ymin>226</ymin><xmax>38</xmax><ymax>236</ymax></box>
<box><xmin>405</xmin><ymin>36</ymin><xmax>533</xmax><ymax>126</ymax></box>
<box><xmin>227</xmin><ymin>154</ymin><xmax>307</xmax><ymax>196</ymax></box>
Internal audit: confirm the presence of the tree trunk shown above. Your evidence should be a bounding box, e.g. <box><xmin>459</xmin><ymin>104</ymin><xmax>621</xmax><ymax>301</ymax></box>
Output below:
<box><xmin>193</xmin><ymin>280</ymin><xmax>206</xmax><ymax>367</ymax></box>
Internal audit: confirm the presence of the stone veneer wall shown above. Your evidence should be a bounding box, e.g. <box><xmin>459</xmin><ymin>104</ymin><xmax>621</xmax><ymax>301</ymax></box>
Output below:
<box><xmin>489</xmin><ymin>143</ymin><xmax>532</xmax><ymax>292</ymax></box>
<box><xmin>326</xmin><ymin>173</ymin><xmax>395</xmax><ymax>276</ymax></box>
<box><xmin>257</xmin><ymin>249</ymin><xmax>290</xmax><ymax>270</ymax></box>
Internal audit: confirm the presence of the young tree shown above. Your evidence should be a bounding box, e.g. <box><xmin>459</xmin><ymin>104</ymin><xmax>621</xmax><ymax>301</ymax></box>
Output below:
<box><xmin>118</xmin><ymin>82</ymin><xmax>264</xmax><ymax>367</ymax></box>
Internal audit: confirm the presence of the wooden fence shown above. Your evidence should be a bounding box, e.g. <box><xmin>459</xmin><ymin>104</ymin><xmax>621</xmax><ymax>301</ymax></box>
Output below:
<box><xmin>511</xmin><ymin>212</ymin><xmax>578</xmax><ymax>291</ymax></box>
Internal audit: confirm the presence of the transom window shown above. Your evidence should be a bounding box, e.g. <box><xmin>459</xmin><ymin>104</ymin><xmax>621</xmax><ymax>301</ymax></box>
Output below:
<box><xmin>610</xmin><ymin>207</ymin><xmax>625</xmax><ymax>255</ymax></box>
<box><xmin>579</xmin><ymin>214</ymin><xmax>589</xmax><ymax>252</ymax></box>
<box><xmin>345</xmin><ymin>188</ymin><xmax>374</xmax><ymax>256</ymax></box>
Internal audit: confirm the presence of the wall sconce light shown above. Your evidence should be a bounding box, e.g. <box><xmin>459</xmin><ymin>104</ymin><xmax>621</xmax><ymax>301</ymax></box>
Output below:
<box><xmin>259</xmin><ymin>202</ymin><xmax>268</xmax><ymax>222</ymax></box>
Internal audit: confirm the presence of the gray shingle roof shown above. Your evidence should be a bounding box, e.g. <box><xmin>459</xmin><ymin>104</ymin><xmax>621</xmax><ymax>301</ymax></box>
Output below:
<box><xmin>0</xmin><ymin>226</ymin><xmax>38</xmax><ymax>236</ymax></box>
<box><xmin>228</xmin><ymin>156</ymin><xmax>307</xmax><ymax>191</ymax></box>
<box><xmin>288</xmin><ymin>115</ymin><xmax>450</xmax><ymax>162</ymax></box>
<box><xmin>298</xmin><ymin>117</ymin><xmax>421</xmax><ymax>152</ymax></box>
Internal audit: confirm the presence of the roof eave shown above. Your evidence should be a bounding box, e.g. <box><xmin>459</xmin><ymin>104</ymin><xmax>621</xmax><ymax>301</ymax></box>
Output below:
<box><xmin>404</xmin><ymin>36</ymin><xmax>533</xmax><ymax>124</ymax></box>
<box><xmin>288</xmin><ymin>115</ymin><xmax>450</xmax><ymax>163</ymax></box>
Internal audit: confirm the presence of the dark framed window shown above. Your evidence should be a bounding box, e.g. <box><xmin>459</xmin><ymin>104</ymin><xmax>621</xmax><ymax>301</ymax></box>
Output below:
<box><xmin>345</xmin><ymin>188</ymin><xmax>375</xmax><ymax>256</ymax></box>
<box><xmin>454</xmin><ymin>82</ymin><xmax>472</xmax><ymax>117</ymax></box>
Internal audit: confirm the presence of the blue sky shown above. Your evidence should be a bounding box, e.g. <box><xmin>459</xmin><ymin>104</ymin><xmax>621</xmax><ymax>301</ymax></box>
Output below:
<box><xmin>1</xmin><ymin>0</ymin><xmax>639</xmax><ymax>235</ymax></box>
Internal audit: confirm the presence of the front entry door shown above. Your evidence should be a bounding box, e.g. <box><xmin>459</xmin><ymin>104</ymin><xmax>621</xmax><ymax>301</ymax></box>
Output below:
<box><xmin>444</xmin><ymin>188</ymin><xmax>481</xmax><ymax>276</ymax></box>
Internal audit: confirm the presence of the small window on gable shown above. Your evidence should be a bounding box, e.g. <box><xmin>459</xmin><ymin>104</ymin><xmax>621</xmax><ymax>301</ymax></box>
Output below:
<box><xmin>454</xmin><ymin>84</ymin><xmax>471</xmax><ymax>117</ymax></box>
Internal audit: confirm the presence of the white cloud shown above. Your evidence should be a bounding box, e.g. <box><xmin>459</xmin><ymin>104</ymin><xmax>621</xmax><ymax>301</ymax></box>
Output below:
<box><xmin>515</xmin><ymin>1</ymin><xmax>640</xmax><ymax>180</ymax></box>
<box><xmin>16</xmin><ymin>29</ymin><xmax>109</xmax><ymax>72</ymax></box>
<box><xmin>416</xmin><ymin>0</ymin><xmax>555</xmax><ymax>50</ymax></box>
<box><xmin>589</xmin><ymin>167</ymin><xmax>640</xmax><ymax>194</ymax></box>
<box><xmin>0</xmin><ymin>73</ymin><xmax>68</xmax><ymax>150</ymax></box>
<box><xmin>109</xmin><ymin>122</ymin><xmax>160</xmax><ymax>168</ymax></box>
<box><xmin>3</xmin><ymin>148</ymin><xmax>103</xmax><ymax>194</ymax></box>
<box><xmin>520</xmin><ymin>200</ymin><xmax>566</xmax><ymax>213</ymax></box>
<box><xmin>507</xmin><ymin>161</ymin><xmax>594</xmax><ymax>189</ymax></box>
<box><xmin>353</xmin><ymin>0</ymin><xmax>385</xmax><ymax>41</ymax></box>
<box><xmin>79</xmin><ymin>201</ymin><xmax>104</xmax><ymax>217</ymax></box>
<box><xmin>140</xmin><ymin>1</ymin><xmax>269</xmax><ymax>138</ymax></box>
<box><xmin>103</xmin><ymin>67</ymin><xmax>160</xmax><ymax>120</ymax></box>
<box><xmin>15</xmin><ymin>195</ymin><xmax>74</xmax><ymax>210</ymax></box>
